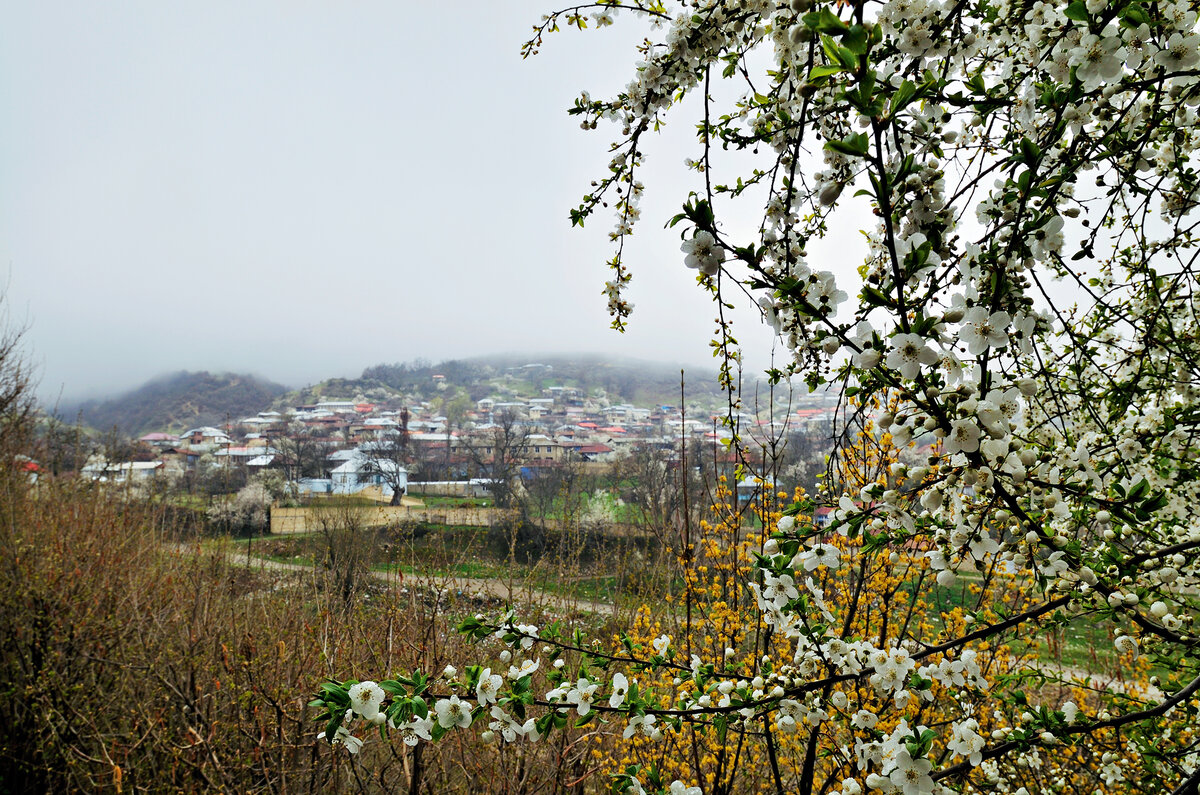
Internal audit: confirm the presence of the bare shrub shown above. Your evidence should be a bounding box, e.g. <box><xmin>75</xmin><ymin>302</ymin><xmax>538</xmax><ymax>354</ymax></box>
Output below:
<box><xmin>313</xmin><ymin>497</ymin><xmax>381</xmax><ymax>610</ymax></box>
<box><xmin>0</xmin><ymin>473</ymin><xmax>617</xmax><ymax>792</ymax></box>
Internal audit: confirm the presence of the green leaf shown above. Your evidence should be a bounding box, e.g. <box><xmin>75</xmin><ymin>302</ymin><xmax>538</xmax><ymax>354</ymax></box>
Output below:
<box><xmin>824</xmin><ymin>132</ymin><xmax>870</xmax><ymax>157</ymax></box>
<box><xmin>1128</xmin><ymin>477</ymin><xmax>1150</xmax><ymax>501</ymax></box>
<box><xmin>324</xmin><ymin>712</ymin><xmax>343</xmax><ymax>742</ymax></box>
<box><xmin>1142</xmin><ymin>491</ymin><xmax>1169</xmax><ymax>513</ymax></box>
<box><xmin>1063</xmin><ymin>1</ymin><xmax>1089</xmax><ymax>21</ymax></box>
<box><xmin>804</xmin><ymin>7</ymin><xmax>849</xmax><ymax>34</ymax></box>
<box><xmin>835</xmin><ymin>44</ymin><xmax>859</xmax><ymax>69</ymax></box>
<box><xmin>1119</xmin><ymin>3</ymin><xmax>1152</xmax><ymax>26</ymax></box>
<box><xmin>889</xmin><ymin>80</ymin><xmax>918</xmax><ymax>116</ymax></box>
<box><xmin>843</xmin><ymin>24</ymin><xmax>869</xmax><ymax>55</ymax></box>
<box><xmin>861</xmin><ymin>286</ymin><xmax>895</xmax><ymax>307</ymax></box>
<box><xmin>1020</xmin><ymin>137</ymin><xmax>1041</xmax><ymax>165</ymax></box>
<box><xmin>535</xmin><ymin>712</ymin><xmax>556</xmax><ymax>736</ymax></box>
<box><xmin>809</xmin><ymin>64</ymin><xmax>844</xmax><ymax>80</ymax></box>
<box><xmin>820</xmin><ymin>34</ymin><xmax>860</xmax><ymax>69</ymax></box>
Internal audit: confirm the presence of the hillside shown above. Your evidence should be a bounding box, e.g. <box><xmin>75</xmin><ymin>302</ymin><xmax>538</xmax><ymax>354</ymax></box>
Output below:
<box><xmin>266</xmin><ymin>354</ymin><xmax>723</xmax><ymax>411</ymax></box>
<box><xmin>66</xmin><ymin>355</ymin><xmax>736</xmax><ymax>437</ymax></box>
<box><xmin>358</xmin><ymin>354</ymin><xmax>726</xmax><ymax>406</ymax></box>
<box><xmin>73</xmin><ymin>371</ymin><xmax>288</xmax><ymax>435</ymax></box>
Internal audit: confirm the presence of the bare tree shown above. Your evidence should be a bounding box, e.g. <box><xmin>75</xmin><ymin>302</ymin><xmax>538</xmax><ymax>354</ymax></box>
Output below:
<box><xmin>359</xmin><ymin>408</ymin><xmax>410</xmax><ymax>506</ymax></box>
<box><xmin>36</xmin><ymin>413</ymin><xmax>91</xmax><ymax>476</ymax></box>
<box><xmin>313</xmin><ymin>497</ymin><xmax>376</xmax><ymax>610</ymax></box>
<box><xmin>525</xmin><ymin>450</ymin><xmax>589</xmax><ymax>525</ymax></box>
<box><xmin>0</xmin><ymin>304</ymin><xmax>34</xmax><ymax>485</ymax></box>
<box><xmin>275</xmin><ymin>420</ymin><xmax>326</xmax><ymax>482</ymax></box>
<box><xmin>618</xmin><ymin>443</ymin><xmax>688</xmax><ymax>541</ymax></box>
<box><xmin>441</xmin><ymin>392</ymin><xmax>472</xmax><ymax>480</ymax></box>
<box><xmin>463</xmin><ymin>408</ymin><xmax>528</xmax><ymax>509</ymax></box>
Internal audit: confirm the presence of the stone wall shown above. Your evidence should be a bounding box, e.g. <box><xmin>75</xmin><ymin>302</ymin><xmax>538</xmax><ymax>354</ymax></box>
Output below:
<box><xmin>270</xmin><ymin>504</ymin><xmax>522</xmax><ymax>534</ymax></box>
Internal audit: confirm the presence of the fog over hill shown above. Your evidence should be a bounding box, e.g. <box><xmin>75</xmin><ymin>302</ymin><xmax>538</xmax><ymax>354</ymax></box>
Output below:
<box><xmin>52</xmin><ymin>354</ymin><xmax>748</xmax><ymax>437</ymax></box>
<box><xmin>66</xmin><ymin>371</ymin><xmax>288</xmax><ymax>436</ymax></box>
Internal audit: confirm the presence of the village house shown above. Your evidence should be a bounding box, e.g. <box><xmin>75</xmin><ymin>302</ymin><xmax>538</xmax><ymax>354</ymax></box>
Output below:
<box><xmin>138</xmin><ymin>432</ymin><xmax>179</xmax><ymax>448</ymax></box>
<box><xmin>213</xmin><ymin>445</ymin><xmax>278</xmax><ymax>468</ymax></box>
<box><xmin>522</xmin><ymin>434</ymin><xmax>561</xmax><ymax>465</ymax></box>
<box><xmin>315</xmin><ymin>400</ymin><xmax>358</xmax><ymax>414</ymax></box>
<box><xmin>179</xmin><ymin>426</ymin><xmax>232</xmax><ymax>448</ymax></box>
<box><xmin>82</xmin><ymin>459</ymin><xmax>165</xmax><ymax>483</ymax></box>
<box><xmin>330</xmin><ymin>454</ymin><xmax>407</xmax><ymax>499</ymax></box>
<box><xmin>559</xmin><ymin>441</ymin><xmax>615</xmax><ymax>462</ymax></box>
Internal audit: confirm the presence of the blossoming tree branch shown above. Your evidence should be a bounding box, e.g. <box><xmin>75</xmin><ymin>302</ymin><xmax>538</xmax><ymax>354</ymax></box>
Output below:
<box><xmin>314</xmin><ymin>0</ymin><xmax>1200</xmax><ymax>791</ymax></box>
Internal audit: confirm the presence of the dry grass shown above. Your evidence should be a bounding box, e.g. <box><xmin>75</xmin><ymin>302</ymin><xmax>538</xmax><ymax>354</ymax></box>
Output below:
<box><xmin>0</xmin><ymin>472</ymin><xmax>618</xmax><ymax>794</ymax></box>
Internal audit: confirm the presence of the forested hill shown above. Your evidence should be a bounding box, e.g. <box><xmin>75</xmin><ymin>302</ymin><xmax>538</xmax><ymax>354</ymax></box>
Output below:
<box><xmin>72</xmin><ymin>371</ymin><xmax>287</xmax><ymax>435</ymax></box>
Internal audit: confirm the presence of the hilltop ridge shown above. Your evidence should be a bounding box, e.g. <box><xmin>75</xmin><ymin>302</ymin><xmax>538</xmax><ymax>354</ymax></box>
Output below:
<box><xmin>68</xmin><ymin>371</ymin><xmax>288</xmax><ymax>435</ymax></box>
<box><xmin>57</xmin><ymin>354</ymin><xmax>741</xmax><ymax>436</ymax></box>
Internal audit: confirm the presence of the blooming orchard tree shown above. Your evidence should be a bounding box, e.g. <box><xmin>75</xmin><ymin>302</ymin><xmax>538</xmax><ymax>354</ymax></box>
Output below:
<box><xmin>314</xmin><ymin>0</ymin><xmax>1200</xmax><ymax>791</ymax></box>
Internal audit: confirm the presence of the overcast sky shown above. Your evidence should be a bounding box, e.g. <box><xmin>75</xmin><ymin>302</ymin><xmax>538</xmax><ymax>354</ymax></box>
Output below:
<box><xmin>1</xmin><ymin>2</ymin><xmax>835</xmax><ymax>403</ymax></box>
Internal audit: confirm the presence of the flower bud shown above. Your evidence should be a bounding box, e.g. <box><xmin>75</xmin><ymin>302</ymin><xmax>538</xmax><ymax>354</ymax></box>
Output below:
<box><xmin>819</xmin><ymin>182</ymin><xmax>844</xmax><ymax>206</ymax></box>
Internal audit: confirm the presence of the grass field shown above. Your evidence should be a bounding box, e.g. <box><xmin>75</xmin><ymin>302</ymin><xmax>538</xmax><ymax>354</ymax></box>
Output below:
<box><xmin>243</xmin><ymin>519</ymin><xmax>646</xmax><ymax>606</ymax></box>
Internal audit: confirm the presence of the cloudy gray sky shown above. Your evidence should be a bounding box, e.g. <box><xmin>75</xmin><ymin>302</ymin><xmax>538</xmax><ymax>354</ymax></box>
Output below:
<box><xmin>1</xmin><ymin>2</ymin><xmax>816</xmax><ymax>402</ymax></box>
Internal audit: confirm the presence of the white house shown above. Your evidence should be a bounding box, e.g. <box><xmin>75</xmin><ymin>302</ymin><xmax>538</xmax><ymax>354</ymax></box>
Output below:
<box><xmin>177</xmin><ymin>427</ymin><xmax>233</xmax><ymax>448</ymax></box>
<box><xmin>316</xmin><ymin>401</ymin><xmax>358</xmax><ymax>414</ymax></box>
<box><xmin>82</xmin><ymin>460</ymin><xmax>164</xmax><ymax>483</ymax></box>
<box><xmin>330</xmin><ymin>453</ymin><xmax>408</xmax><ymax>499</ymax></box>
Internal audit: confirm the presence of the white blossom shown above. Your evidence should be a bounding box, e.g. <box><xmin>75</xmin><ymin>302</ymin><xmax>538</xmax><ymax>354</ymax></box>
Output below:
<box><xmin>959</xmin><ymin>308</ymin><xmax>1010</xmax><ymax>356</ymax></box>
<box><xmin>434</xmin><ymin>695</ymin><xmax>473</xmax><ymax>729</ymax></box>
<box><xmin>347</xmin><ymin>681</ymin><xmax>386</xmax><ymax>720</ymax></box>
<box><xmin>476</xmin><ymin>669</ymin><xmax>503</xmax><ymax>705</ymax></box>
<box><xmin>682</xmin><ymin>231</ymin><xmax>724</xmax><ymax>276</ymax></box>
